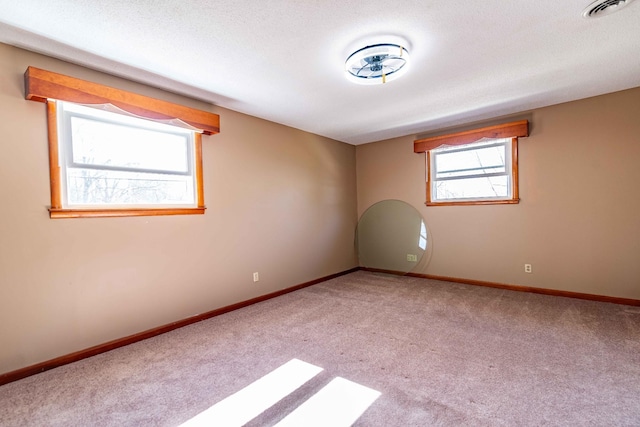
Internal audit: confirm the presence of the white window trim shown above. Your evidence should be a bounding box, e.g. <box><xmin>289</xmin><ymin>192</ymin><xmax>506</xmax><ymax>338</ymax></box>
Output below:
<box><xmin>429</xmin><ymin>138</ymin><xmax>514</xmax><ymax>204</ymax></box>
<box><xmin>56</xmin><ymin>101</ymin><xmax>198</xmax><ymax>210</ymax></box>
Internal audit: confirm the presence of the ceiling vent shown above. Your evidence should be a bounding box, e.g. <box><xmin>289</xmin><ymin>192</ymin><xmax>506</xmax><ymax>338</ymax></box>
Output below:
<box><xmin>582</xmin><ymin>0</ymin><xmax>636</xmax><ymax>17</ymax></box>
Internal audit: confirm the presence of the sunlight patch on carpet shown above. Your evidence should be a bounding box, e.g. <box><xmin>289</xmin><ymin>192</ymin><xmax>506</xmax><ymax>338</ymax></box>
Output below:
<box><xmin>179</xmin><ymin>358</ymin><xmax>380</xmax><ymax>426</ymax></box>
<box><xmin>274</xmin><ymin>377</ymin><xmax>381</xmax><ymax>427</ymax></box>
<box><xmin>179</xmin><ymin>358</ymin><xmax>322</xmax><ymax>427</ymax></box>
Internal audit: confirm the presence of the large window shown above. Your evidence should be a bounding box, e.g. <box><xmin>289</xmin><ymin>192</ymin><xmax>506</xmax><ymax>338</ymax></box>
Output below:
<box><xmin>414</xmin><ymin>120</ymin><xmax>528</xmax><ymax>206</ymax></box>
<box><xmin>58</xmin><ymin>102</ymin><xmax>197</xmax><ymax>208</ymax></box>
<box><xmin>25</xmin><ymin>66</ymin><xmax>220</xmax><ymax>218</ymax></box>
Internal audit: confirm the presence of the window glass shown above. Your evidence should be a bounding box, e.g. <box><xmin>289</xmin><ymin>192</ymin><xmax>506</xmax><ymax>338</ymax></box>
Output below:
<box><xmin>434</xmin><ymin>175</ymin><xmax>510</xmax><ymax>200</ymax></box>
<box><xmin>69</xmin><ymin>116</ymin><xmax>190</xmax><ymax>173</ymax></box>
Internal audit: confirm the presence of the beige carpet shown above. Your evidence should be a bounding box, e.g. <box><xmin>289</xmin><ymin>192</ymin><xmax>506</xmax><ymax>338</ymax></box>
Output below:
<box><xmin>1</xmin><ymin>271</ymin><xmax>639</xmax><ymax>426</ymax></box>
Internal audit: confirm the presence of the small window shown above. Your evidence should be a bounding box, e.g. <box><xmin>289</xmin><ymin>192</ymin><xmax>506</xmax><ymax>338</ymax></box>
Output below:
<box><xmin>58</xmin><ymin>102</ymin><xmax>197</xmax><ymax>208</ymax></box>
<box><xmin>413</xmin><ymin>120</ymin><xmax>528</xmax><ymax>206</ymax></box>
<box><xmin>429</xmin><ymin>138</ymin><xmax>514</xmax><ymax>203</ymax></box>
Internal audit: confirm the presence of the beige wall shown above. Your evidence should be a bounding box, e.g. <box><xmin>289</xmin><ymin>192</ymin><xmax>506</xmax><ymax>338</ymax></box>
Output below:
<box><xmin>357</xmin><ymin>86</ymin><xmax>640</xmax><ymax>299</ymax></box>
<box><xmin>0</xmin><ymin>43</ymin><xmax>358</xmax><ymax>374</ymax></box>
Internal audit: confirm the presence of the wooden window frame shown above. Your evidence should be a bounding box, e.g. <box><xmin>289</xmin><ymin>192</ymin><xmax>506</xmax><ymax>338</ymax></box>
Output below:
<box><xmin>414</xmin><ymin>120</ymin><xmax>528</xmax><ymax>206</ymax></box>
<box><xmin>25</xmin><ymin>66</ymin><xmax>219</xmax><ymax>218</ymax></box>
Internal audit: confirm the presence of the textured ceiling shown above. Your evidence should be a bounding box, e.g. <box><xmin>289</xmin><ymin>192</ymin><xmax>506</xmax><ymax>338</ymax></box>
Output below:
<box><xmin>1</xmin><ymin>0</ymin><xmax>639</xmax><ymax>145</ymax></box>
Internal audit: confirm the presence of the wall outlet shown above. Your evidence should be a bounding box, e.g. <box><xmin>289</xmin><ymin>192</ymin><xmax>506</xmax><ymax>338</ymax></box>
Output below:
<box><xmin>253</xmin><ymin>272</ymin><xmax>259</xmax><ymax>282</ymax></box>
<box><xmin>524</xmin><ymin>264</ymin><xmax>532</xmax><ymax>273</ymax></box>
<box><xmin>407</xmin><ymin>254</ymin><xmax>418</xmax><ymax>262</ymax></box>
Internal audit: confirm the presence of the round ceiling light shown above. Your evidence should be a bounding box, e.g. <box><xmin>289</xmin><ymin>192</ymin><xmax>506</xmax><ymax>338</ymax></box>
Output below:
<box><xmin>345</xmin><ymin>43</ymin><xmax>410</xmax><ymax>85</ymax></box>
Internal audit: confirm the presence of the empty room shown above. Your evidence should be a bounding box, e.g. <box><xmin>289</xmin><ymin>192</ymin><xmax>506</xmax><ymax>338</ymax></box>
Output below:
<box><xmin>1</xmin><ymin>1</ymin><xmax>639</xmax><ymax>425</ymax></box>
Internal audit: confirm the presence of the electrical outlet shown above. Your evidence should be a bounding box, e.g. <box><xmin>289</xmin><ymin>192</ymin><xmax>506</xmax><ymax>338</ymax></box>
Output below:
<box><xmin>524</xmin><ymin>264</ymin><xmax>532</xmax><ymax>273</ymax></box>
<box><xmin>407</xmin><ymin>254</ymin><xmax>417</xmax><ymax>262</ymax></box>
<box><xmin>253</xmin><ymin>272</ymin><xmax>259</xmax><ymax>282</ymax></box>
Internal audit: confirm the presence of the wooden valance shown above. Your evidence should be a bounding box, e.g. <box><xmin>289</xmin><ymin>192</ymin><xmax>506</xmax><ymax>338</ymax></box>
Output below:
<box><xmin>414</xmin><ymin>120</ymin><xmax>528</xmax><ymax>153</ymax></box>
<box><xmin>24</xmin><ymin>66</ymin><xmax>220</xmax><ymax>135</ymax></box>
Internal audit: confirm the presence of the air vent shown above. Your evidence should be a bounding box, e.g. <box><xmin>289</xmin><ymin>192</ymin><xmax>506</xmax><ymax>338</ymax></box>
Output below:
<box><xmin>583</xmin><ymin>0</ymin><xmax>636</xmax><ymax>17</ymax></box>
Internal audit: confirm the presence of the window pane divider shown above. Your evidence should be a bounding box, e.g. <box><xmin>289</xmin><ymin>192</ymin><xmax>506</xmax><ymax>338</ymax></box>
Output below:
<box><xmin>436</xmin><ymin>165</ymin><xmax>505</xmax><ymax>175</ymax></box>
<box><xmin>435</xmin><ymin>171</ymin><xmax>509</xmax><ymax>182</ymax></box>
<box><xmin>68</xmin><ymin>163</ymin><xmax>191</xmax><ymax>176</ymax></box>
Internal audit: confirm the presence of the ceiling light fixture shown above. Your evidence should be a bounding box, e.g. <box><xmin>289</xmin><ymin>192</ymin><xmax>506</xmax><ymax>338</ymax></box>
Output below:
<box><xmin>582</xmin><ymin>0</ymin><xmax>636</xmax><ymax>17</ymax></box>
<box><xmin>345</xmin><ymin>43</ymin><xmax>410</xmax><ymax>85</ymax></box>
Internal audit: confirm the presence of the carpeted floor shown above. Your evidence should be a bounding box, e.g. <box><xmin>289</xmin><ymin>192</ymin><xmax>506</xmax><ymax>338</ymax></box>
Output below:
<box><xmin>1</xmin><ymin>271</ymin><xmax>639</xmax><ymax>426</ymax></box>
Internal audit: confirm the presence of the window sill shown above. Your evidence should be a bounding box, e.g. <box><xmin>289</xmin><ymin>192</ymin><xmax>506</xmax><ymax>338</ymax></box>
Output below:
<box><xmin>426</xmin><ymin>199</ymin><xmax>519</xmax><ymax>207</ymax></box>
<box><xmin>49</xmin><ymin>207</ymin><xmax>206</xmax><ymax>219</ymax></box>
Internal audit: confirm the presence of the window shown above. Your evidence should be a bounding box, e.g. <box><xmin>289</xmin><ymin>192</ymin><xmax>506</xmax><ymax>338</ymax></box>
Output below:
<box><xmin>414</xmin><ymin>120</ymin><xmax>528</xmax><ymax>206</ymax></box>
<box><xmin>25</xmin><ymin>66</ymin><xmax>220</xmax><ymax>218</ymax></box>
<box><xmin>430</xmin><ymin>138</ymin><xmax>513</xmax><ymax>203</ymax></box>
<box><xmin>58</xmin><ymin>102</ymin><xmax>196</xmax><ymax>208</ymax></box>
